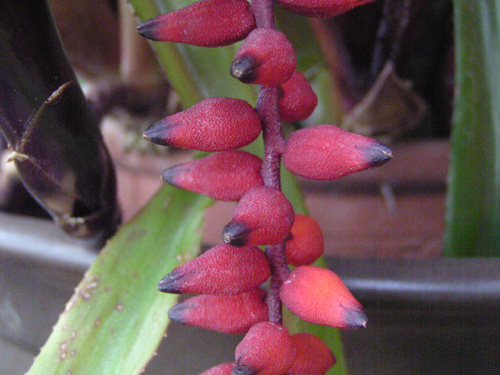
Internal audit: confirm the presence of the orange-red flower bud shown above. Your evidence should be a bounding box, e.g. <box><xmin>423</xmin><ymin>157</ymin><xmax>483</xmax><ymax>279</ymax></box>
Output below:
<box><xmin>277</xmin><ymin>0</ymin><xmax>376</xmax><ymax>18</ymax></box>
<box><xmin>137</xmin><ymin>0</ymin><xmax>256</xmax><ymax>47</ymax></box>
<box><xmin>231</xmin><ymin>28</ymin><xmax>296</xmax><ymax>87</ymax></box>
<box><xmin>286</xmin><ymin>333</ymin><xmax>335</xmax><ymax>375</ymax></box>
<box><xmin>222</xmin><ymin>186</ymin><xmax>295</xmax><ymax>247</ymax></box>
<box><xmin>282</xmin><ymin>124</ymin><xmax>392</xmax><ymax>180</ymax></box>
<box><xmin>163</xmin><ymin>151</ymin><xmax>264</xmax><ymax>201</ymax></box>
<box><xmin>158</xmin><ymin>244</ymin><xmax>270</xmax><ymax>295</ymax></box>
<box><xmin>285</xmin><ymin>214</ymin><xmax>324</xmax><ymax>266</ymax></box>
<box><xmin>168</xmin><ymin>288</ymin><xmax>269</xmax><ymax>334</ymax></box>
<box><xmin>199</xmin><ymin>363</ymin><xmax>234</xmax><ymax>375</ymax></box>
<box><xmin>279</xmin><ymin>71</ymin><xmax>318</xmax><ymax>122</ymax></box>
<box><xmin>144</xmin><ymin>97</ymin><xmax>261</xmax><ymax>152</ymax></box>
<box><xmin>280</xmin><ymin>266</ymin><xmax>367</xmax><ymax>329</ymax></box>
<box><xmin>234</xmin><ymin>322</ymin><xmax>295</xmax><ymax>375</ymax></box>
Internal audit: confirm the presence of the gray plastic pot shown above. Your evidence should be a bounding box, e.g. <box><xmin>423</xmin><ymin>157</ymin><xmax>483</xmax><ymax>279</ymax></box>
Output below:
<box><xmin>1</xmin><ymin>212</ymin><xmax>499</xmax><ymax>375</ymax></box>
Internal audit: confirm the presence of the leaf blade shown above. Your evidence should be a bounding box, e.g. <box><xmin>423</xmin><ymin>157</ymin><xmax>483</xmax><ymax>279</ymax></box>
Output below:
<box><xmin>27</xmin><ymin>186</ymin><xmax>213</xmax><ymax>375</ymax></box>
<box><xmin>445</xmin><ymin>0</ymin><xmax>500</xmax><ymax>257</ymax></box>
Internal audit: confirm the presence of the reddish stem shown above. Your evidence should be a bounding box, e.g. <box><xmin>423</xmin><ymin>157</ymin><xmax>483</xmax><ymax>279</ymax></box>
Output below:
<box><xmin>265</xmin><ymin>242</ymin><xmax>290</xmax><ymax>323</ymax></box>
<box><xmin>252</xmin><ymin>0</ymin><xmax>290</xmax><ymax>324</ymax></box>
<box><xmin>255</xmin><ymin>86</ymin><xmax>284</xmax><ymax>189</ymax></box>
<box><xmin>251</xmin><ymin>0</ymin><xmax>275</xmax><ymax>29</ymax></box>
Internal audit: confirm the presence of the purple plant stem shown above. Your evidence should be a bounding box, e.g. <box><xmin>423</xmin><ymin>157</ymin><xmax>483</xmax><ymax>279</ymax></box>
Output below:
<box><xmin>251</xmin><ymin>0</ymin><xmax>275</xmax><ymax>29</ymax></box>
<box><xmin>265</xmin><ymin>242</ymin><xmax>290</xmax><ymax>324</ymax></box>
<box><xmin>255</xmin><ymin>86</ymin><xmax>284</xmax><ymax>189</ymax></box>
<box><xmin>252</xmin><ymin>0</ymin><xmax>290</xmax><ymax>324</ymax></box>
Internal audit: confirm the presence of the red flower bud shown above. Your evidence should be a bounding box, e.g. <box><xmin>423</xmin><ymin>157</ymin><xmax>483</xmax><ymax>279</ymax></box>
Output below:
<box><xmin>158</xmin><ymin>244</ymin><xmax>270</xmax><ymax>295</ymax></box>
<box><xmin>286</xmin><ymin>333</ymin><xmax>335</xmax><ymax>375</ymax></box>
<box><xmin>277</xmin><ymin>0</ymin><xmax>376</xmax><ymax>18</ymax></box>
<box><xmin>137</xmin><ymin>0</ymin><xmax>256</xmax><ymax>47</ymax></box>
<box><xmin>280</xmin><ymin>266</ymin><xmax>367</xmax><ymax>329</ymax></box>
<box><xmin>168</xmin><ymin>288</ymin><xmax>269</xmax><ymax>334</ymax></box>
<box><xmin>163</xmin><ymin>151</ymin><xmax>264</xmax><ymax>201</ymax></box>
<box><xmin>234</xmin><ymin>322</ymin><xmax>295</xmax><ymax>375</ymax></box>
<box><xmin>285</xmin><ymin>214</ymin><xmax>324</xmax><ymax>266</ymax></box>
<box><xmin>282</xmin><ymin>124</ymin><xmax>392</xmax><ymax>180</ymax></box>
<box><xmin>231</xmin><ymin>28</ymin><xmax>297</xmax><ymax>87</ymax></box>
<box><xmin>199</xmin><ymin>363</ymin><xmax>234</xmax><ymax>375</ymax></box>
<box><xmin>144</xmin><ymin>97</ymin><xmax>261</xmax><ymax>152</ymax></box>
<box><xmin>222</xmin><ymin>186</ymin><xmax>295</xmax><ymax>247</ymax></box>
<box><xmin>279</xmin><ymin>71</ymin><xmax>318</xmax><ymax>122</ymax></box>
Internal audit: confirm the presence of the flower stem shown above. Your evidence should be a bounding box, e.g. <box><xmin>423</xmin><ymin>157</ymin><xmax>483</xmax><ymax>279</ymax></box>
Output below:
<box><xmin>256</xmin><ymin>86</ymin><xmax>284</xmax><ymax>189</ymax></box>
<box><xmin>251</xmin><ymin>0</ymin><xmax>275</xmax><ymax>29</ymax></box>
<box><xmin>252</xmin><ymin>0</ymin><xmax>290</xmax><ymax>324</ymax></box>
<box><xmin>265</xmin><ymin>242</ymin><xmax>290</xmax><ymax>324</ymax></box>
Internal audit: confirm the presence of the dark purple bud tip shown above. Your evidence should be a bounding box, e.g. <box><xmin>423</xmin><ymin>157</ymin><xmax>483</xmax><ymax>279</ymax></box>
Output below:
<box><xmin>158</xmin><ymin>269</ymin><xmax>186</xmax><ymax>294</ymax></box>
<box><xmin>361</xmin><ymin>142</ymin><xmax>393</xmax><ymax>168</ymax></box>
<box><xmin>343</xmin><ymin>307</ymin><xmax>368</xmax><ymax>329</ymax></box>
<box><xmin>167</xmin><ymin>302</ymin><xmax>193</xmax><ymax>324</ymax></box>
<box><xmin>143</xmin><ymin>120</ymin><xmax>172</xmax><ymax>146</ymax></box>
<box><xmin>232</xmin><ymin>364</ymin><xmax>257</xmax><ymax>375</ymax></box>
<box><xmin>222</xmin><ymin>221</ymin><xmax>250</xmax><ymax>247</ymax></box>
<box><xmin>230</xmin><ymin>56</ymin><xmax>259</xmax><ymax>84</ymax></box>
<box><xmin>137</xmin><ymin>18</ymin><xmax>162</xmax><ymax>41</ymax></box>
<box><xmin>162</xmin><ymin>165</ymin><xmax>187</xmax><ymax>187</ymax></box>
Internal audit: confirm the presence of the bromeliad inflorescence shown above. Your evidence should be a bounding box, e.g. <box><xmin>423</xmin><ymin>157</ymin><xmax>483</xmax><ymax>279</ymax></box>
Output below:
<box><xmin>139</xmin><ymin>0</ymin><xmax>388</xmax><ymax>374</ymax></box>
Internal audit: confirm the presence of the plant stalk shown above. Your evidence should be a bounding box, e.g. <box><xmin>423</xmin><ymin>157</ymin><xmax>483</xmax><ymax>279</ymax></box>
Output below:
<box><xmin>252</xmin><ymin>0</ymin><xmax>290</xmax><ymax>325</ymax></box>
<box><xmin>251</xmin><ymin>0</ymin><xmax>275</xmax><ymax>29</ymax></box>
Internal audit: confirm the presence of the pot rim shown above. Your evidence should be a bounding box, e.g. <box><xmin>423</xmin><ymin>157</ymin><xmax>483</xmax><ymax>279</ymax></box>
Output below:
<box><xmin>2</xmin><ymin>211</ymin><xmax>500</xmax><ymax>310</ymax></box>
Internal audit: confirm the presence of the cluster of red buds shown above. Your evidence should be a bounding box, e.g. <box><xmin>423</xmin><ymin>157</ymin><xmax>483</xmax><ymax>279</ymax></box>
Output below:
<box><xmin>139</xmin><ymin>0</ymin><xmax>387</xmax><ymax>374</ymax></box>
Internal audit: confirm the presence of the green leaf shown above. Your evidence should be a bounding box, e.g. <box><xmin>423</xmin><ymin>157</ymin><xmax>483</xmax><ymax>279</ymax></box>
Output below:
<box><xmin>445</xmin><ymin>0</ymin><xmax>500</xmax><ymax>257</ymax></box>
<box><xmin>27</xmin><ymin>186</ymin><xmax>213</xmax><ymax>375</ymax></box>
<box><xmin>274</xmin><ymin>5</ymin><xmax>324</xmax><ymax>72</ymax></box>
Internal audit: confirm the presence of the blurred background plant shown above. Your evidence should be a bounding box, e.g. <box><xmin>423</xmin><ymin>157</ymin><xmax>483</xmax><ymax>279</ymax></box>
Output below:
<box><xmin>2</xmin><ymin>0</ymin><xmax>499</xmax><ymax>374</ymax></box>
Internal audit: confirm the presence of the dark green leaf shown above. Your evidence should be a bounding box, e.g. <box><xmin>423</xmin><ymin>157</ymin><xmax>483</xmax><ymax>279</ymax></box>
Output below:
<box><xmin>445</xmin><ymin>0</ymin><xmax>500</xmax><ymax>257</ymax></box>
